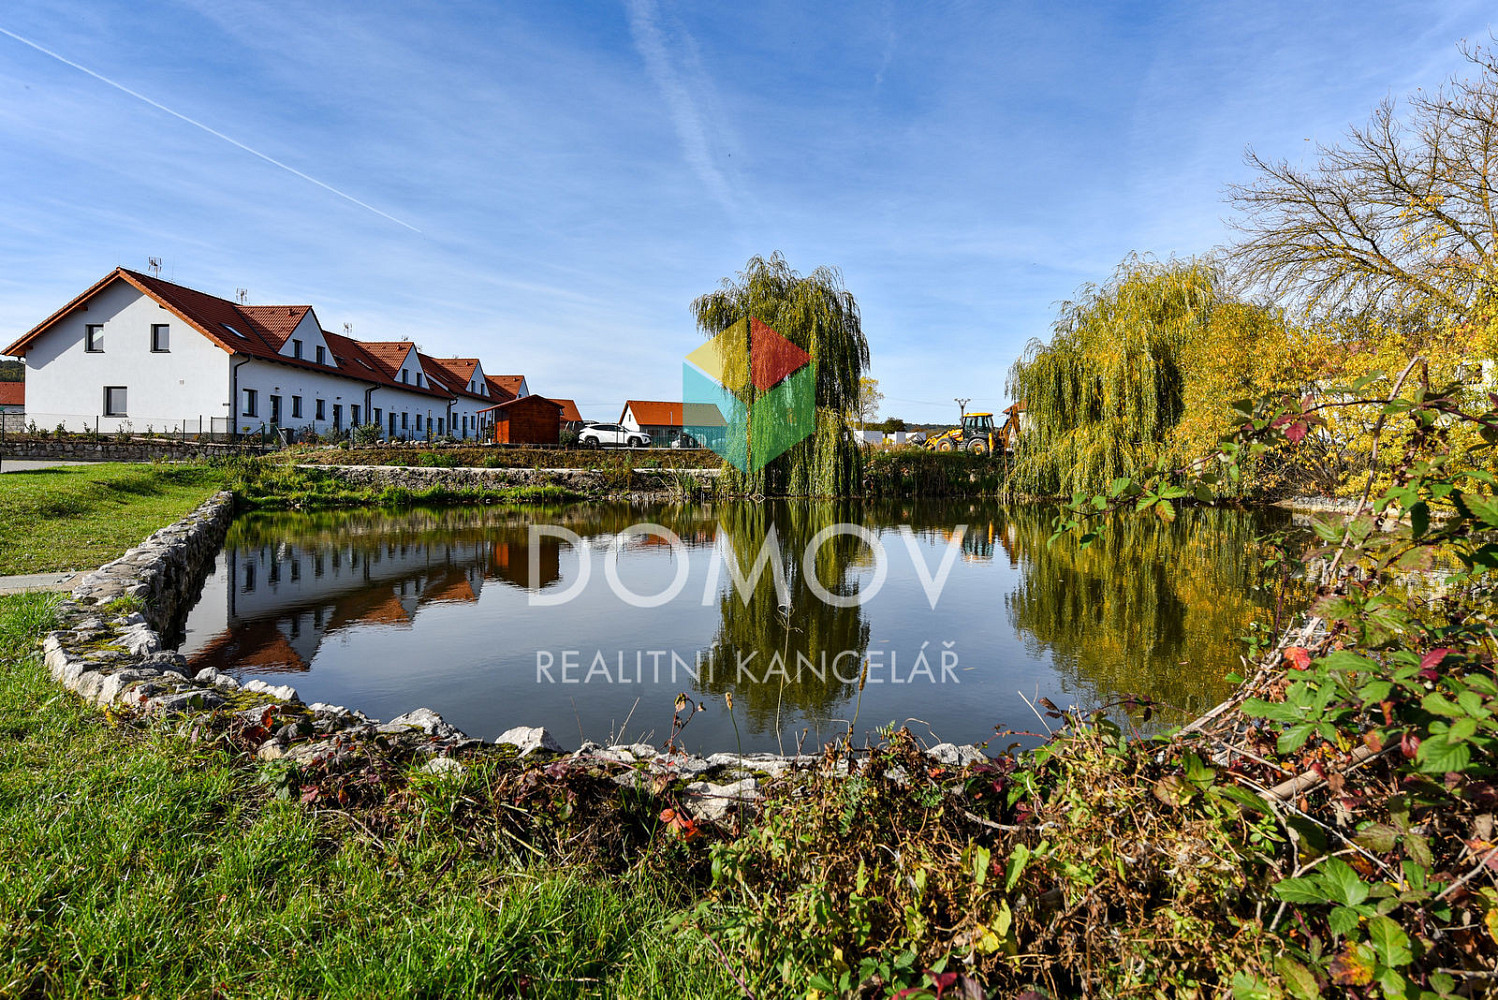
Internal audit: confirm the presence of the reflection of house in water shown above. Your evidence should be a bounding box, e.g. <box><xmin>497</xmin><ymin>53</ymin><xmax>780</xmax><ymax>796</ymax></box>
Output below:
<box><xmin>181</xmin><ymin>532</ymin><xmax>564</xmax><ymax>675</ymax></box>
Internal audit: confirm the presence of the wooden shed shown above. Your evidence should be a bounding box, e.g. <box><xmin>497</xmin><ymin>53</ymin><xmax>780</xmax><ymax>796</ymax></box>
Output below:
<box><xmin>480</xmin><ymin>395</ymin><xmax>564</xmax><ymax>445</ymax></box>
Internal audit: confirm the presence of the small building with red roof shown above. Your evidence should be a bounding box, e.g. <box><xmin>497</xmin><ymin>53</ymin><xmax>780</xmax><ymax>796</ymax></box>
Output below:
<box><xmin>0</xmin><ymin>382</ymin><xmax>22</xmax><ymax>414</ymax></box>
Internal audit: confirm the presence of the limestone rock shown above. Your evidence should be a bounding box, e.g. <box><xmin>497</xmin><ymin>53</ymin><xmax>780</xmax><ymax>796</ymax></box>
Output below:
<box><xmin>496</xmin><ymin>726</ymin><xmax>564</xmax><ymax>756</ymax></box>
<box><xmin>681</xmin><ymin>777</ymin><xmax>760</xmax><ymax>824</ymax></box>
<box><xmin>195</xmin><ymin>667</ymin><xmax>240</xmax><ymax>690</ymax></box>
<box><xmin>242</xmin><ymin>678</ymin><xmax>299</xmax><ymax>703</ymax></box>
<box><xmin>926</xmin><ymin>743</ymin><xmax>986</xmax><ymax>768</ymax></box>
<box><xmin>384</xmin><ymin>707</ymin><xmax>466</xmax><ymax>740</ymax></box>
<box><xmin>421</xmin><ymin>756</ymin><xmax>464</xmax><ymax>777</ymax></box>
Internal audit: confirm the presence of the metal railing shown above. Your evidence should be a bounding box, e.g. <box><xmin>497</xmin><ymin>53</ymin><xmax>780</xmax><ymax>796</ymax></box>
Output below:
<box><xmin>0</xmin><ymin>412</ymin><xmax>245</xmax><ymax>443</ymax></box>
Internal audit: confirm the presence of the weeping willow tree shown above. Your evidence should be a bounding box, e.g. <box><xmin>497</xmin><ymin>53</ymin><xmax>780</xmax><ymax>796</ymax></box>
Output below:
<box><xmin>691</xmin><ymin>254</ymin><xmax>870</xmax><ymax>496</ymax></box>
<box><xmin>1006</xmin><ymin>256</ymin><xmax>1227</xmax><ymax>496</ymax></box>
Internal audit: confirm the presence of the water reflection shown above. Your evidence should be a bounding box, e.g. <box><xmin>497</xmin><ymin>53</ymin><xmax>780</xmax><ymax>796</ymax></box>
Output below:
<box><xmin>697</xmin><ymin>503</ymin><xmax>871</xmax><ymax>729</ymax></box>
<box><xmin>177</xmin><ymin>502</ymin><xmax>1292</xmax><ymax>751</ymax></box>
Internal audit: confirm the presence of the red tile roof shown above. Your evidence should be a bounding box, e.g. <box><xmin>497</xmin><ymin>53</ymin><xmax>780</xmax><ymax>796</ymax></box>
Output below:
<box><xmin>237</xmin><ymin>304</ymin><xmax>312</xmax><ymax>349</ymax></box>
<box><xmin>622</xmin><ymin>400</ymin><xmax>726</xmax><ymax>428</ymax></box>
<box><xmin>418</xmin><ymin>353</ymin><xmax>489</xmax><ymax>402</ymax></box>
<box><xmin>550</xmin><ymin>398</ymin><xmax>583</xmax><ymax>423</ymax></box>
<box><xmin>426</xmin><ymin>357</ymin><xmax>480</xmax><ymax>386</ymax></box>
<box><xmin>356</xmin><ymin>340</ymin><xmax>417</xmax><ymax>374</ymax></box>
<box><xmin>0</xmin><ymin>382</ymin><xmax>22</xmax><ymax>407</ymax></box>
<box><xmin>487</xmin><ymin>375</ymin><xmax>526</xmax><ymax>398</ymax></box>
<box><xmin>318</xmin><ymin>332</ymin><xmax>450</xmax><ymax>401</ymax></box>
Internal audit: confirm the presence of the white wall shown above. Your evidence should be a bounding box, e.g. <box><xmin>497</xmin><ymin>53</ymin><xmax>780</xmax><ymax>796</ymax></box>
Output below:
<box><xmin>237</xmin><ymin>359</ymin><xmax>374</xmax><ymax>437</ymax></box>
<box><xmin>448</xmin><ymin>395</ymin><xmax>490</xmax><ymax>439</ymax></box>
<box><xmin>20</xmin><ymin>279</ymin><xmax>231</xmax><ymax>433</ymax></box>
<box><xmin>277</xmin><ymin>311</ymin><xmax>332</xmax><ymax>364</ymax></box>
<box><xmin>368</xmin><ymin>383</ymin><xmax>449</xmax><ymax>441</ymax></box>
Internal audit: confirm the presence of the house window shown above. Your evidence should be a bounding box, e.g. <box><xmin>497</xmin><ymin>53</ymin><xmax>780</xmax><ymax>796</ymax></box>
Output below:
<box><xmin>291</xmin><ymin>395</ymin><xmax>303</xmax><ymax>419</ymax></box>
<box><xmin>374</xmin><ymin>407</ymin><xmax>382</xmax><ymax>426</ymax></box>
<box><xmin>315</xmin><ymin>399</ymin><xmax>326</xmax><ymax>421</ymax></box>
<box><xmin>85</xmin><ymin>324</ymin><xmax>104</xmax><ymax>353</ymax></box>
<box><xmin>437</xmin><ymin>418</ymin><xmax>444</xmax><ymax>435</ymax></box>
<box><xmin>151</xmin><ymin>324</ymin><xmax>170</xmax><ymax>352</ymax></box>
<box><xmin>103</xmin><ymin>386</ymin><xmax>127</xmax><ymax>416</ymax></box>
<box><xmin>416</xmin><ymin>414</ymin><xmax>423</xmax><ymax>431</ymax></box>
<box><xmin>270</xmin><ymin>395</ymin><xmax>282</xmax><ymax>425</ymax></box>
<box><xmin>292</xmin><ymin>339</ymin><xmax>303</xmax><ymax>359</ymax></box>
<box><xmin>401</xmin><ymin>412</ymin><xmax>409</xmax><ymax>430</ymax></box>
<box><xmin>389</xmin><ymin>412</ymin><xmax>396</xmax><ymax>436</ymax></box>
<box><xmin>332</xmin><ymin>404</ymin><xmax>342</xmax><ymax>430</ymax></box>
<box><xmin>351</xmin><ymin>404</ymin><xmax>361</xmax><ymax>425</ymax></box>
<box><xmin>242</xmin><ymin>389</ymin><xmax>258</xmax><ymax>417</ymax></box>
<box><xmin>316</xmin><ymin>345</ymin><xmax>326</xmax><ymax>365</ymax></box>
<box><xmin>401</xmin><ymin>370</ymin><xmax>409</xmax><ymax>384</ymax></box>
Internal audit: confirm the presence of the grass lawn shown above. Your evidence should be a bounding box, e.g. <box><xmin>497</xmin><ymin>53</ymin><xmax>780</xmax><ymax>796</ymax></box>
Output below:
<box><xmin>0</xmin><ymin>593</ymin><xmax>734</xmax><ymax>998</ymax></box>
<box><xmin>0</xmin><ymin>464</ymin><xmax>226</xmax><ymax>576</ymax></box>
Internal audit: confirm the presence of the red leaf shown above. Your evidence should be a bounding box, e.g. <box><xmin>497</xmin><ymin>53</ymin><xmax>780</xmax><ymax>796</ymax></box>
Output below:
<box><xmin>299</xmin><ymin>785</ymin><xmax>320</xmax><ymax>804</ymax></box>
<box><xmin>1401</xmin><ymin>731</ymin><xmax>1420</xmax><ymax>759</ymax></box>
<box><xmin>1420</xmin><ymin>648</ymin><xmax>1453</xmax><ymax>671</ymax></box>
<box><xmin>1285</xmin><ymin>420</ymin><xmax>1308</xmax><ymax>444</ymax></box>
<box><xmin>1285</xmin><ymin>647</ymin><xmax>1312</xmax><ymax>671</ymax></box>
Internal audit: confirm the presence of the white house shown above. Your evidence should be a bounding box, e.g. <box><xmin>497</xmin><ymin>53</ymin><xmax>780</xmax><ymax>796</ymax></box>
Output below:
<box><xmin>2</xmin><ymin>268</ymin><xmax>539</xmax><ymax>441</ymax></box>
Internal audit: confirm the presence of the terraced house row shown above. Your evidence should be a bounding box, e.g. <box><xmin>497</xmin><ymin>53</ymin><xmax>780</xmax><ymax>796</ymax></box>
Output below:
<box><xmin>2</xmin><ymin>267</ymin><xmax>562</xmax><ymax>441</ymax></box>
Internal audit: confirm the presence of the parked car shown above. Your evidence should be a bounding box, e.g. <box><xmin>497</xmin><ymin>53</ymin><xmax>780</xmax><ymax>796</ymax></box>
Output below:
<box><xmin>578</xmin><ymin>422</ymin><xmax>651</xmax><ymax>448</ymax></box>
<box><xmin>670</xmin><ymin>431</ymin><xmax>700</xmax><ymax>449</ymax></box>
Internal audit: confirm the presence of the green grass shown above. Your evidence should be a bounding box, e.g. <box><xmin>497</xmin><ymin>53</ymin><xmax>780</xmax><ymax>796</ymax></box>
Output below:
<box><xmin>0</xmin><ymin>464</ymin><xmax>227</xmax><ymax>576</ymax></box>
<box><xmin>0</xmin><ymin>593</ymin><xmax>735</xmax><ymax>998</ymax></box>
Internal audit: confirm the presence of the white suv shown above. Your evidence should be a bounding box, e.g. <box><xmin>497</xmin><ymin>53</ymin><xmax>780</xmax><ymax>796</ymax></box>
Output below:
<box><xmin>578</xmin><ymin>422</ymin><xmax>651</xmax><ymax>448</ymax></box>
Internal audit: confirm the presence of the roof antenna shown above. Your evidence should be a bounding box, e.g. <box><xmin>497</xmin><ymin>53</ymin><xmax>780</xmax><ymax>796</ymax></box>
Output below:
<box><xmin>147</xmin><ymin>257</ymin><xmax>163</xmax><ymax>277</ymax></box>
<box><xmin>236</xmin><ymin>288</ymin><xmax>248</xmax><ymax>304</ymax></box>
<box><xmin>343</xmin><ymin>322</ymin><xmax>353</xmax><ymax>336</ymax></box>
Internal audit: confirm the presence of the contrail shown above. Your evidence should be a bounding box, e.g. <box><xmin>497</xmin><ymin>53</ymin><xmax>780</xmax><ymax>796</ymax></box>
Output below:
<box><xmin>0</xmin><ymin>25</ymin><xmax>420</xmax><ymax>233</ymax></box>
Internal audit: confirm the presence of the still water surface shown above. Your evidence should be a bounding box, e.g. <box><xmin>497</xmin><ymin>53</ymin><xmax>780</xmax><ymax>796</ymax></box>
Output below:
<box><xmin>175</xmin><ymin>502</ymin><xmax>1289</xmax><ymax>753</ymax></box>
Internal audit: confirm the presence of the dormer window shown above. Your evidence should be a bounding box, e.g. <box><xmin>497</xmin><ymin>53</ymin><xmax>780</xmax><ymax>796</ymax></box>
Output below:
<box><xmin>292</xmin><ymin>339</ymin><xmax>303</xmax><ymax>359</ymax></box>
<box><xmin>401</xmin><ymin>370</ymin><xmax>409</xmax><ymax>384</ymax></box>
<box><xmin>316</xmin><ymin>345</ymin><xmax>326</xmax><ymax>365</ymax></box>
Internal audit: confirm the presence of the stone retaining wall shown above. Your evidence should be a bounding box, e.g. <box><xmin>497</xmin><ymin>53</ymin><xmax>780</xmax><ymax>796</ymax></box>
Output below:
<box><xmin>303</xmin><ymin>462</ymin><xmax>720</xmax><ymax>499</ymax></box>
<box><xmin>35</xmin><ymin>493</ymin><xmax>984</xmax><ymax>826</ymax></box>
<box><xmin>1</xmin><ymin>439</ymin><xmax>268</xmax><ymax>463</ymax></box>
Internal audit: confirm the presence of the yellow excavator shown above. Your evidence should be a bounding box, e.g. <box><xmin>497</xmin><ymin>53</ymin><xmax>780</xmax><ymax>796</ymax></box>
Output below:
<box><xmin>924</xmin><ymin>411</ymin><xmax>999</xmax><ymax>455</ymax></box>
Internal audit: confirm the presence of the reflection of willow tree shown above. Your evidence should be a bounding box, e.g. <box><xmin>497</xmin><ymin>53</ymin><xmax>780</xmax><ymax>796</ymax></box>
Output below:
<box><xmin>1004</xmin><ymin>506</ymin><xmax>1284</xmax><ymax>715</ymax></box>
<box><xmin>692</xmin><ymin>254</ymin><xmax>870</xmax><ymax>497</ymax></box>
<box><xmin>696</xmin><ymin>502</ymin><xmax>871</xmax><ymax>731</ymax></box>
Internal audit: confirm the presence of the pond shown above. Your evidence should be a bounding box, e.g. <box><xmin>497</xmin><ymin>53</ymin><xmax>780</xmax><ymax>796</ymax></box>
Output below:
<box><xmin>175</xmin><ymin>501</ymin><xmax>1292</xmax><ymax>754</ymax></box>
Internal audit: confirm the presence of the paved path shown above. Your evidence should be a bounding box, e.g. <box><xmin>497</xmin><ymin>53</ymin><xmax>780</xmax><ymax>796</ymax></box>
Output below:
<box><xmin>0</xmin><ymin>459</ymin><xmax>95</xmax><ymax>473</ymax></box>
<box><xmin>0</xmin><ymin>571</ymin><xmax>82</xmax><ymax>596</ymax></box>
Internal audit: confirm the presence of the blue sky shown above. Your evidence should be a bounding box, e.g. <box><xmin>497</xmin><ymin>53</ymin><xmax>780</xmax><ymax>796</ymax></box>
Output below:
<box><xmin>0</xmin><ymin>1</ymin><xmax>1492</xmax><ymax>423</ymax></box>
